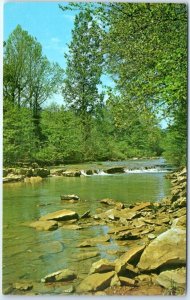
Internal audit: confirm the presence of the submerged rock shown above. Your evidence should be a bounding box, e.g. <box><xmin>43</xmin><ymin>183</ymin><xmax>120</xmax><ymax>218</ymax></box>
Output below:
<box><xmin>29</xmin><ymin>220</ymin><xmax>58</xmax><ymax>231</ymax></box>
<box><xmin>13</xmin><ymin>282</ymin><xmax>33</xmax><ymax>291</ymax></box>
<box><xmin>36</xmin><ymin>241</ymin><xmax>63</xmax><ymax>254</ymax></box>
<box><xmin>60</xmin><ymin>224</ymin><xmax>82</xmax><ymax>230</ymax></box>
<box><xmin>76</xmin><ymin>251</ymin><xmax>99</xmax><ymax>261</ymax></box>
<box><xmin>76</xmin><ymin>271</ymin><xmax>115</xmax><ymax>293</ymax></box>
<box><xmin>41</xmin><ymin>269</ymin><xmax>77</xmax><ymax>283</ymax></box>
<box><xmin>138</xmin><ymin>227</ymin><xmax>186</xmax><ymax>271</ymax></box>
<box><xmin>77</xmin><ymin>235</ymin><xmax>110</xmax><ymax>247</ymax></box>
<box><xmin>39</xmin><ymin>209</ymin><xmax>79</xmax><ymax>222</ymax></box>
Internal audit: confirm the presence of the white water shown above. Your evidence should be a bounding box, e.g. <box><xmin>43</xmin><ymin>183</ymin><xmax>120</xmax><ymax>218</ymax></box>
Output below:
<box><xmin>80</xmin><ymin>170</ymin><xmax>89</xmax><ymax>176</ymax></box>
<box><xmin>124</xmin><ymin>168</ymin><xmax>168</xmax><ymax>174</ymax></box>
<box><xmin>81</xmin><ymin>167</ymin><xmax>169</xmax><ymax>176</ymax></box>
<box><xmin>94</xmin><ymin>169</ymin><xmax>109</xmax><ymax>176</ymax></box>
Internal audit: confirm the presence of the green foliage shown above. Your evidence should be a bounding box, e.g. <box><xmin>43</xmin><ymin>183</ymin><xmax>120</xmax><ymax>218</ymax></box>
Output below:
<box><xmin>3</xmin><ymin>5</ymin><xmax>187</xmax><ymax>167</ymax></box>
<box><xmin>161</xmin><ymin>104</ymin><xmax>187</xmax><ymax>166</ymax></box>
<box><xmin>3</xmin><ymin>102</ymin><xmax>37</xmax><ymax>166</ymax></box>
<box><xmin>36</xmin><ymin>104</ymin><xmax>84</xmax><ymax>164</ymax></box>
<box><xmin>62</xmin><ymin>10</ymin><xmax>104</xmax><ymax>160</ymax></box>
<box><xmin>4</xmin><ymin>25</ymin><xmax>64</xmax><ymax>141</ymax></box>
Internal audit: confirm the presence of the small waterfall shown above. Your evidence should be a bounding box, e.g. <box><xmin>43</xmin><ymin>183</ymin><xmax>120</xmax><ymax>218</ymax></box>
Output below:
<box><xmin>124</xmin><ymin>167</ymin><xmax>168</xmax><ymax>174</ymax></box>
<box><xmin>94</xmin><ymin>169</ymin><xmax>109</xmax><ymax>176</ymax></box>
<box><xmin>80</xmin><ymin>170</ymin><xmax>88</xmax><ymax>176</ymax></box>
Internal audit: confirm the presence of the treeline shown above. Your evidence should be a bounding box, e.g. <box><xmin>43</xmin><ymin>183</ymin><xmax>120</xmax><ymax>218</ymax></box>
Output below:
<box><xmin>3</xmin><ymin>3</ymin><xmax>187</xmax><ymax>167</ymax></box>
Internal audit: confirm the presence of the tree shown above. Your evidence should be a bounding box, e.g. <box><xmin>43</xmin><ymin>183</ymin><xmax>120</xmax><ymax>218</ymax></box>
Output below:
<box><xmin>3</xmin><ymin>102</ymin><xmax>37</xmax><ymax>165</ymax></box>
<box><xmin>103</xmin><ymin>3</ymin><xmax>187</xmax><ymax>165</ymax></box>
<box><xmin>4</xmin><ymin>25</ymin><xmax>64</xmax><ymax>140</ymax></box>
<box><xmin>62</xmin><ymin>10</ymin><xmax>104</xmax><ymax>160</ymax></box>
<box><xmin>37</xmin><ymin>104</ymin><xmax>84</xmax><ymax>164</ymax></box>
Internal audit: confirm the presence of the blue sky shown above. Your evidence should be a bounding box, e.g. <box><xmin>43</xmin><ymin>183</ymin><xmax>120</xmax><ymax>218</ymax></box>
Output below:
<box><xmin>4</xmin><ymin>1</ymin><xmax>113</xmax><ymax>105</ymax></box>
<box><xmin>4</xmin><ymin>1</ymin><xmax>78</xmax><ymax>105</ymax></box>
<box><xmin>3</xmin><ymin>1</ymin><xmax>168</xmax><ymax>128</ymax></box>
<box><xmin>4</xmin><ymin>2</ymin><xmax>75</xmax><ymax>69</ymax></box>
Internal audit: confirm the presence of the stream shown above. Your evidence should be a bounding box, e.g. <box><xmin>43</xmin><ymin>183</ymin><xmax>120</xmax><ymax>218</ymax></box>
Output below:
<box><xmin>3</xmin><ymin>158</ymin><xmax>172</xmax><ymax>294</ymax></box>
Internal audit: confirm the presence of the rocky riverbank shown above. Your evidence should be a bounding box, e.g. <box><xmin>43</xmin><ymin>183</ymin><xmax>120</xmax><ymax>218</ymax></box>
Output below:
<box><xmin>4</xmin><ymin>168</ymin><xmax>186</xmax><ymax>295</ymax></box>
<box><xmin>3</xmin><ymin>165</ymin><xmax>50</xmax><ymax>183</ymax></box>
<box><xmin>3</xmin><ymin>161</ymin><xmax>172</xmax><ymax>183</ymax></box>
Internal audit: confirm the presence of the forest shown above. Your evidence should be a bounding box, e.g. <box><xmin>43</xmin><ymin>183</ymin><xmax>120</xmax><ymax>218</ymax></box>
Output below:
<box><xmin>3</xmin><ymin>2</ymin><xmax>187</xmax><ymax>167</ymax></box>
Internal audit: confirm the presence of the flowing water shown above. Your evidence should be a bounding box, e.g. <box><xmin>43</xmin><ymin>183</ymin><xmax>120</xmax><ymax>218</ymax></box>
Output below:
<box><xmin>3</xmin><ymin>158</ymin><xmax>172</xmax><ymax>294</ymax></box>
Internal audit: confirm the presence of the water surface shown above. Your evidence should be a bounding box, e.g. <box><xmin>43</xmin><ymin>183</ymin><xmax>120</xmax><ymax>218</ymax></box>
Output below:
<box><xmin>3</xmin><ymin>159</ymin><xmax>171</xmax><ymax>293</ymax></box>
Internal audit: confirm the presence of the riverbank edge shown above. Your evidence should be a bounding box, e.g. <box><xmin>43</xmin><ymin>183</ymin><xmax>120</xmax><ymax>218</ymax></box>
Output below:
<box><xmin>3</xmin><ymin>159</ymin><xmax>173</xmax><ymax>183</ymax></box>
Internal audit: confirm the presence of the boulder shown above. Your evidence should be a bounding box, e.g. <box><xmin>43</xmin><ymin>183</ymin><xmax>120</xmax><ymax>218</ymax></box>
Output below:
<box><xmin>95</xmin><ymin>208</ymin><xmax>140</xmax><ymax>222</ymax></box>
<box><xmin>3</xmin><ymin>175</ymin><xmax>24</xmax><ymax>183</ymax></box>
<box><xmin>106</xmin><ymin>167</ymin><xmax>125</xmax><ymax>174</ymax></box>
<box><xmin>41</xmin><ymin>269</ymin><xmax>77</xmax><ymax>283</ymax></box>
<box><xmin>135</xmin><ymin>274</ymin><xmax>153</xmax><ymax>285</ymax></box>
<box><xmin>39</xmin><ymin>209</ymin><xmax>79</xmax><ymax>222</ymax></box>
<box><xmin>76</xmin><ymin>271</ymin><xmax>115</xmax><ymax>293</ymax></box>
<box><xmin>29</xmin><ymin>220</ymin><xmax>58</xmax><ymax>231</ymax></box>
<box><xmin>62</xmin><ymin>171</ymin><xmax>81</xmax><ymax>177</ymax></box>
<box><xmin>125</xmin><ymin>263</ymin><xmax>139</xmax><ymax>277</ymax></box>
<box><xmin>80</xmin><ymin>210</ymin><xmax>91</xmax><ymax>219</ymax></box>
<box><xmin>119</xmin><ymin>276</ymin><xmax>136</xmax><ymax>286</ymax></box>
<box><xmin>86</xmin><ymin>169</ymin><xmax>94</xmax><ymax>175</ymax></box>
<box><xmin>50</xmin><ymin>168</ymin><xmax>67</xmax><ymax>176</ymax></box>
<box><xmin>115</xmin><ymin>245</ymin><xmax>146</xmax><ymax>274</ymax></box>
<box><xmin>108</xmin><ymin>225</ymin><xmax>132</xmax><ymax>234</ymax></box>
<box><xmin>148</xmin><ymin>233</ymin><xmax>156</xmax><ymax>240</ymax></box>
<box><xmin>138</xmin><ymin>227</ymin><xmax>186</xmax><ymax>271</ymax></box>
<box><xmin>61</xmin><ymin>194</ymin><xmax>80</xmax><ymax>201</ymax></box>
<box><xmin>171</xmin><ymin>197</ymin><xmax>186</xmax><ymax>209</ymax></box>
<box><xmin>173</xmin><ymin>207</ymin><xmax>186</xmax><ymax>218</ymax></box>
<box><xmin>60</xmin><ymin>224</ymin><xmax>82</xmax><ymax>230</ymax></box>
<box><xmin>156</xmin><ymin>267</ymin><xmax>186</xmax><ymax>290</ymax></box>
<box><xmin>110</xmin><ymin>274</ymin><xmax>121</xmax><ymax>287</ymax></box>
<box><xmin>33</xmin><ymin>168</ymin><xmax>50</xmax><ymax>178</ymax></box>
<box><xmin>100</xmin><ymin>198</ymin><xmax>116</xmax><ymax>206</ymax></box>
<box><xmin>13</xmin><ymin>282</ymin><xmax>33</xmax><ymax>291</ymax></box>
<box><xmin>130</xmin><ymin>202</ymin><xmax>152</xmax><ymax>212</ymax></box>
<box><xmin>89</xmin><ymin>259</ymin><xmax>115</xmax><ymax>274</ymax></box>
<box><xmin>172</xmin><ymin>215</ymin><xmax>186</xmax><ymax>228</ymax></box>
<box><xmin>63</xmin><ymin>285</ymin><xmax>75</xmax><ymax>294</ymax></box>
<box><xmin>115</xmin><ymin>202</ymin><xmax>125</xmax><ymax>209</ymax></box>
